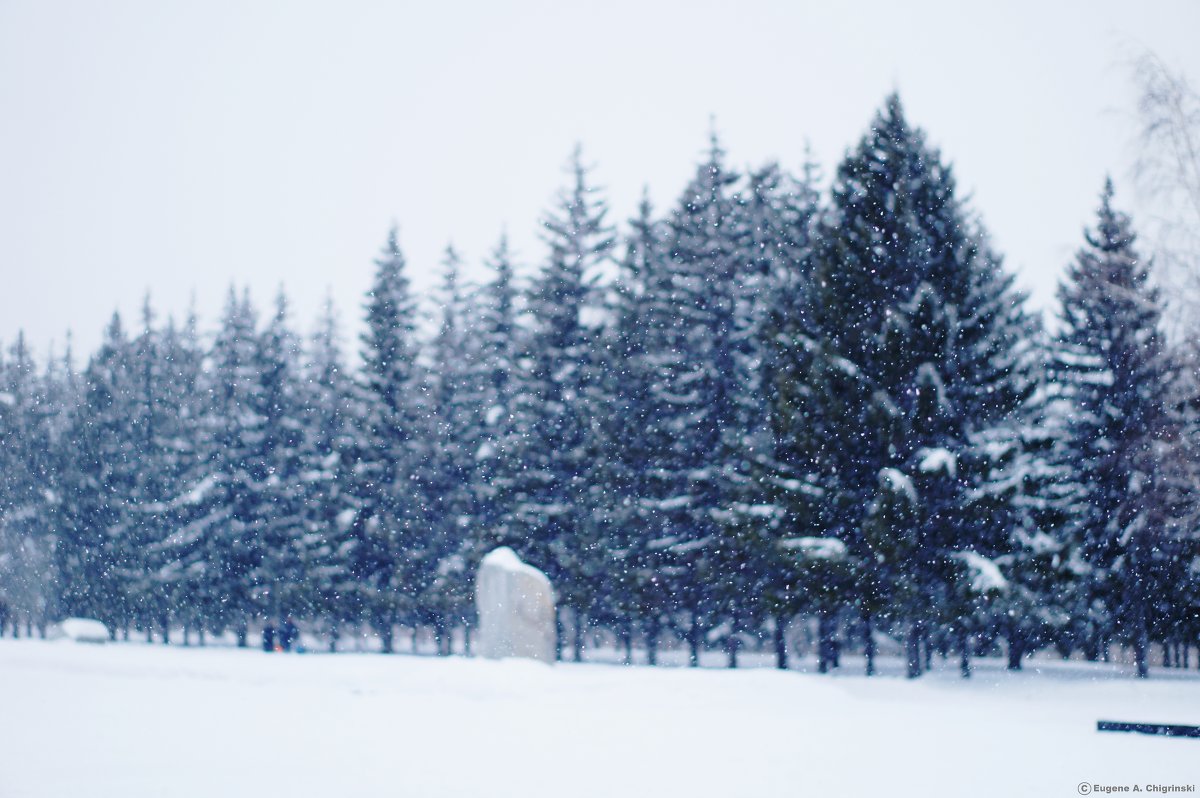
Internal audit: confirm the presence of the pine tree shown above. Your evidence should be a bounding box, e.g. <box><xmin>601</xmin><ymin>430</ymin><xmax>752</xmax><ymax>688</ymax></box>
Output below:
<box><xmin>299</xmin><ymin>295</ymin><xmax>358</xmax><ymax>650</ymax></box>
<box><xmin>1054</xmin><ymin>179</ymin><xmax>1177</xmax><ymax>677</ymax></box>
<box><xmin>144</xmin><ymin>309</ymin><xmax>208</xmax><ymax>643</ymax></box>
<box><xmin>801</xmin><ymin>94</ymin><xmax>1038</xmax><ymax>676</ymax></box>
<box><xmin>726</xmin><ymin>157</ymin><xmax>824</xmax><ymax>669</ymax></box>
<box><xmin>513</xmin><ymin>147</ymin><xmax>614</xmax><ymax>660</ymax></box>
<box><xmin>25</xmin><ymin>341</ymin><xmax>76</xmax><ymax>630</ymax></box>
<box><xmin>594</xmin><ymin>192</ymin><xmax>677</xmax><ymax>662</ymax></box>
<box><xmin>158</xmin><ymin>302</ymin><xmax>217</xmax><ymax>644</ymax></box>
<box><xmin>473</xmin><ymin>234</ymin><xmax>523</xmax><ymax>558</ymax></box>
<box><xmin>349</xmin><ymin>228</ymin><xmax>432</xmax><ymax>653</ymax></box>
<box><xmin>57</xmin><ymin>315</ymin><xmax>139</xmax><ymax>634</ymax></box>
<box><xmin>204</xmin><ymin>288</ymin><xmax>270</xmax><ymax>646</ymax></box>
<box><xmin>424</xmin><ymin>244</ymin><xmax>487</xmax><ymax>653</ymax></box>
<box><xmin>656</xmin><ymin>134</ymin><xmax>748</xmax><ymax>666</ymax></box>
<box><xmin>0</xmin><ymin>334</ymin><xmax>62</xmax><ymax>636</ymax></box>
<box><xmin>123</xmin><ymin>297</ymin><xmax>184</xmax><ymax>640</ymax></box>
<box><xmin>252</xmin><ymin>289</ymin><xmax>309</xmax><ymax>627</ymax></box>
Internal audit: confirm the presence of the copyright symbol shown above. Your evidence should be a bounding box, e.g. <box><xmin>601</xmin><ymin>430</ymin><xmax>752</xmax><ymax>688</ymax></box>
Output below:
<box><xmin>1078</xmin><ymin>784</ymin><xmax>1092</xmax><ymax>795</ymax></box>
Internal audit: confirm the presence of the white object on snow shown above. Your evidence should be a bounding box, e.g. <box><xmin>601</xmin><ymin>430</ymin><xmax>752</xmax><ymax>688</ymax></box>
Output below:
<box><xmin>59</xmin><ymin>617</ymin><xmax>110</xmax><ymax>644</ymax></box>
<box><xmin>475</xmin><ymin>547</ymin><xmax>556</xmax><ymax>664</ymax></box>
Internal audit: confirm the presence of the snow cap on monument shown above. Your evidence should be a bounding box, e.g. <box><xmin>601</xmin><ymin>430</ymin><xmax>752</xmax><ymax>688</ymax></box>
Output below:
<box><xmin>475</xmin><ymin>546</ymin><xmax>556</xmax><ymax>664</ymax></box>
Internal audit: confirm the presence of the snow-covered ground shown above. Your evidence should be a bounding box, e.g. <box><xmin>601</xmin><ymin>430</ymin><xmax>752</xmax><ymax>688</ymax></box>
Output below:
<box><xmin>1</xmin><ymin>640</ymin><xmax>1197</xmax><ymax>797</ymax></box>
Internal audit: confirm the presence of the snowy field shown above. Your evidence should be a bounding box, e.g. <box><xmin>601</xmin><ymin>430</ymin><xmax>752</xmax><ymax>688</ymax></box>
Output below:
<box><xmin>1</xmin><ymin>640</ymin><xmax>1197</xmax><ymax>797</ymax></box>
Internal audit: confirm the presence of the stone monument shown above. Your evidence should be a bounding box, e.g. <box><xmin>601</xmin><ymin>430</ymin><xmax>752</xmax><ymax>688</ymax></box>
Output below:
<box><xmin>475</xmin><ymin>547</ymin><xmax>556</xmax><ymax>663</ymax></box>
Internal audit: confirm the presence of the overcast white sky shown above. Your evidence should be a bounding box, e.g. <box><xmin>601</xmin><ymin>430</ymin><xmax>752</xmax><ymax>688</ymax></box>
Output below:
<box><xmin>2</xmin><ymin>0</ymin><xmax>1199</xmax><ymax>360</ymax></box>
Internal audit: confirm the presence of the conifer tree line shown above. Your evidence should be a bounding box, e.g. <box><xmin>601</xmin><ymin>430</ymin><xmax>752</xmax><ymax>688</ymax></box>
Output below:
<box><xmin>1</xmin><ymin>94</ymin><xmax>1198</xmax><ymax>676</ymax></box>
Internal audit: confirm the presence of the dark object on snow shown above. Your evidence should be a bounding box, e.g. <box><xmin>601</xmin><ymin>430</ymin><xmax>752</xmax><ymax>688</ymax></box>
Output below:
<box><xmin>262</xmin><ymin>625</ymin><xmax>275</xmax><ymax>652</ymax></box>
<box><xmin>279</xmin><ymin>618</ymin><xmax>298</xmax><ymax>652</ymax></box>
<box><xmin>1097</xmin><ymin>720</ymin><xmax>1200</xmax><ymax>738</ymax></box>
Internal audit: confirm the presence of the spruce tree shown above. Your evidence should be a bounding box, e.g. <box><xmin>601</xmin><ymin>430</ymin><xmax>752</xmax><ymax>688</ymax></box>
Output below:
<box><xmin>58</xmin><ymin>315</ymin><xmax>138</xmax><ymax>634</ymax></box>
<box><xmin>424</xmin><ymin>244</ymin><xmax>486</xmax><ymax>653</ymax></box>
<box><xmin>595</xmin><ymin>192</ymin><xmax>677</xmax><ymax>662</ymax></box>
<box><xmin>349</xmin><ymin>228</ymin><xmax>431</xmax><ymax>653</ymax></box>
<box><xmin>474</xmin><ymin>234</ymin><xmax>523</xmax><ymax>558</ymax></box>
<box><xmin>124</xmin><ymin>298</ymin><xmax>181</xmax><ymax>639</ymax></box>
<box><xmin>160</xmin><ymin>303</ymin><xmax>216</xmax><ymax>644</ymax></box>
<box><xmin>1054</xmin><ymin>179</ymin><xmax>1176</xmax><ymax>677</ymax></box>
<box><xmin>801</xmin><ymin>94</ymin><xmax>1037</xmax><ymax>676</ymax></box>
<box><xmin>252</xmin><ymin>289</ymin><xmax>309</xmax><ymax>627</ymax></box>
<box><xmin>300</xmin><ymin>295</ymin><xmax>358</xmax><ymax>650</ymax></box>
<box><xmin>658</xmin><ymin>134</ymin><xmax>747</xmax><ymax>666</ymax></box>
<box><xmin>0</xmin><ymin>334</ymin><xmax>61</xmax><ymax>636</ymax></box>
<box><xmin>727</xmin><ymin>158</ymin><xmax>824</xmax><ymax>669</ymax></box>
<box><xmin>147</xmin><ymin>310</ymin><xmax>208</xmax><ymax>642</ymax></box>
<box><xmin>204</xmin><ymin>288</ymin><xmax>269</xmax><ymax>646</ymax></box>
<box><xmin>514</xmin><ymin>147</ymin><xmax>614</xmax><ymax>660</ymax></box>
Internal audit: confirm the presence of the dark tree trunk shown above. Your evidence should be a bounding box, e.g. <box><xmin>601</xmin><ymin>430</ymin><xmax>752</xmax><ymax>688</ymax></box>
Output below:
<box><xmin>160</xmin><ymin>615</ymin><xmax>170</xmax><ymax>645</ymax></box>
<box><xmin>463</xmin><ymin>624</ymin><xmax>472</xmax><ymax>657</ymax></box>
<box><xmin>555</xmin><ymin>608</ymin><xmax>565</xmax><ymax>662</ymax></box>
<box><xmin>329</xmin><ymin>623</ymin><xmax>339</xmax><ymax>654</ymax></box>
<box><xmin>862</xmin><ymin>613</ymin><xmax>875</xmax><ymax>677</ymax></box>
<box><xmin>687</xmin><ymin>613</ymin><xmax>701</xmax><ymax>667</ymax></box>
<box><xmin>817</xmin><ymin>611</ymin><xmax>837</xmax><ymax>674</ymax></box>
<box><xmin>774</xmin><ymin>613</ymin><xmax>789</xmax><ymax>671</ymax></box>
<box><xmin>1162</xmin><ymin>641</ymin><xmax>1172</xmax><ymax>668</ymax></box>
<box><xmin>958</xmin><ymin>626</ymin><xmax>971</xmax><ymax>679</ymax></box>
<box><xmin>1134</xmin><ymin>626</ymin><xmax>1149</xmax><ymax>679</ymax></box>
<box><xmin>906</xmin><ymin>624</ymin><xmax>922</xmax><ymax>678</ymax></box>
<box><xmin>435</xmin><ymin>621</ymin><xmax>450</xmax><ymax>656</ymax></box>
<box><xmin>1007</xmin><ymin>631</ymin><xmax>1024</xmax><ymax>671</ymax></box>
<box><xmin>410</xmin><ymin>627</ymin><xmax>418</xmax><ymax>654</ymax></box>
<box><xmin>572</xmin><ymin>612</ymin><xmax>584</xmax><ymax>663</ymax></box>
<box><xmin>380</xmin><ymin>624</ymin><xmax>395</xmax><ymax>654</ymax></box>
<box><xmin>621</xmin><ymin>620</ymin><xmax>633</xmax><ymax>666</ymax></box>
<box><xmin>645</xmin><ymin>618</ymin><xmax>659</xmax><ymax>667</ymax></box>
<box><xmin>235</xmin><ymin>619</ymin><xmax>248</xmax><ymax>648</ymax></box>
<box><xmin>726</xmin><ymin>630</ymin><xmax>739</xmax><ymax>669</ymax></box>
<box><xmin>923</xmin><ymin>630</ymin><xmax>932</xmax><ymax>672</ymax></box>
